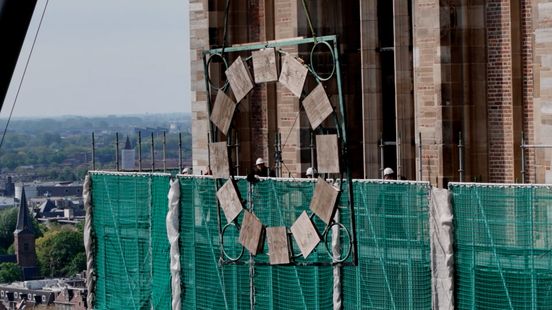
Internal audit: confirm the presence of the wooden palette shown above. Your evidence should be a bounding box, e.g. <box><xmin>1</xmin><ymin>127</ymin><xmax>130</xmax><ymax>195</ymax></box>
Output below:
<box><xmin>226</xmin><ymin>57</ymin><xmax>254</xmax><ymax>102</ymax></box>
<box><xmin>316</xmin><ymin>134</ymin><xmax>340</xmax><ymax>173</ymax></box>
<box><xmin>210</xmin><ymin>90</ymin><xmax>236</xmax><ymax>135</ymax></box>
<box><xmin>302</xmin><ymin>83</ymin><xmax>334</xmax><ymax>129</ymax></box>
<box><xmin>216</xmin><ymin>179</ymin><xmax>244</xmax><ymax>223</ymax></box>
<box><xmin>279</xmin><ymin>54</ymin><xmax>308</xmax><ymax>98</ymax></box>
<box><xmin>209</xmin><ymin>142</ymin><xmax>230</xmax><ymax>178</ymax></box>
<box><xmin>266</xmin><ymin>226</ymin><xmax>290</xmax><ymax>265</ymax></box>
<box><xmin>290</xmin><ymin>211</ymin><xmax>321</xmax><ymax>258</ymax></box>
<box><xmin>239</xmin><ymin>211</ymin><xmax>265</xmax><ymax>255</ymax></box>
<box><xmin>252</xmin><ymin>48</ymin><xmax>278</xmax><ymax>83</ymax></box>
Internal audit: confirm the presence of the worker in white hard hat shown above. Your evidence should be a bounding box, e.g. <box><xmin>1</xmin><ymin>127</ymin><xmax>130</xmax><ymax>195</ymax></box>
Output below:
<box><xmin>383</xmin><ymin>167</ymin><xmax>395</xmax><ymax>180</ymax></box>
<box><xmin>252</xmin><ymin>157</ymin><xmax>274</xmax><ymax>177</ymax></box>
<box><xmin>306</xmin><ymin>167</ymin><xmax>317</xmax><ymax>178</ymax></box>
<box><xmin>182</xmin><ymin>167</ymin><xmax>192</xmax><ymax>175</ymax></box>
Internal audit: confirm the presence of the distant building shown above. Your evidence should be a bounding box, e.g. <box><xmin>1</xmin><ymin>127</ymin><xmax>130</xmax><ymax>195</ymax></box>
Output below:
<box><xmin>121</xmin><ymin>136</ymin><xmax>136</xmax><ymax>170</ymax></box>
<box><xmin>0</xmin><ymin>277</ymin><xmax>86</xmax><ymax>309</ymax></box>
<box><xmin>13</xmin><ymin>187</ymin><xmax>38</xmax><ymax>281</ymax></box>
<box><xmin>2</xmin><ymin>177</ymin><xmax>14</xmax><ymax>197</ymax></box>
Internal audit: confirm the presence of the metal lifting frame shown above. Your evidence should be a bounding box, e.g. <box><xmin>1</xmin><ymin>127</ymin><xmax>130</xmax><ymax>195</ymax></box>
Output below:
<box><xmin>202</xmin><ymin>35</ymin><xmax>358</xmax><ymax>266</ymax></box>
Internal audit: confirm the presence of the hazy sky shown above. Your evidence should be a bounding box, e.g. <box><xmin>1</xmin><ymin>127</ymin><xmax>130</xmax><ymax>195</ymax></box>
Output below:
<box><xmin>1</xmin><ymin>0</ymin><xmax>190</xmax><ymax>118</ymax></box>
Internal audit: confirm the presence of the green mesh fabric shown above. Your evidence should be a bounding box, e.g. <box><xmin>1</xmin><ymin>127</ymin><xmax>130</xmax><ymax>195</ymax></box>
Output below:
<box><xmin>91</xmin><ymin>172</ymin><xmax>171</xmax><ymax>310</ymax></box>
<box><xmin>451</xmin><ymin>184</ymin><xmax>552</xmax><ymax>309</ymax></box>
<box><xmin>179</xmin><ymin>177</ymin><xmax>432</xmax><ymax>310</ymax></box>
<box><xmin>90</xmin><ymin>173</ymin><xmax>432</xmax><ymax>309</ymax></box>
<box><xmin>342</xmin><ymin>180</ymin><xmax>432</xmax><ymax>310</ymax></box>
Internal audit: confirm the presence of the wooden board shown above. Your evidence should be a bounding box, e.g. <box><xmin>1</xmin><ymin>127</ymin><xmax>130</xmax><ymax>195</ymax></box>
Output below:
<box><xmin>239</xmin><ymin>211</ymin><xmax>264</xmax><ymax>255</ymax></box>
<box><xmin>302</xmin><ymin>83</ymin><xmax>333</xmax><ymax>129</ymax></box>
<box><xmin>279</xmin><ymin>54</ymin><xmax>308</xmax><ymax>98</ymax></box>
<box><xmin>252</xmin><ymin>48</ymin><xmax>278</xmax><ymax>83</ymax></box>
<box><xmin>210</xmin><ymin>90</ymin><xmax>236</xmax><ymax>135</ymax></box>
<box><xmin>225</xmin><ymin>57</ymin><xmax>254</xmax><ymax>103</ymax></box>
<box><xmin>316</xmin><ymin>134</ymin><xmax>340</xmax><ymax>173</ymax></box>
<box><xmin>290</xmin><ymin>211</ymin><xmax>320</xmax><ymax>258</ymax></box>
<box><xmin>216</xmin><ymin>179</ymin><xmax>243</xmax><ymax>223</ymax></box>
<box><xmin>266</xmin><ymin>226</ymin><xmax>290</xmax><ymax>265</ymax></box>
<box><xmin>309</xmin><ymin>177</ymin><xmax>340</xmax><ymax>224</ymax></box>
<box><xmin>209</xmin><ymin>142</ymin><xmax>230</xmax><ymax>178</ymax></box>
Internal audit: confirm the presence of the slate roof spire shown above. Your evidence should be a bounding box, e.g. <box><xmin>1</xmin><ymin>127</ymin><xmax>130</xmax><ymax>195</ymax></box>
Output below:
<box><xmin>15</xmin><ymin>187</ymin><xmax>33</xmax><ymax>235</ymax></box>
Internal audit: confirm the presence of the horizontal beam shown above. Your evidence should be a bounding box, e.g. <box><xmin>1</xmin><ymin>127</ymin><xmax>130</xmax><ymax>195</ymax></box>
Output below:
<box><xmin>204</xmin><ymin>35</ymin><xmax>337</xmax><ymax>55</ymax></box>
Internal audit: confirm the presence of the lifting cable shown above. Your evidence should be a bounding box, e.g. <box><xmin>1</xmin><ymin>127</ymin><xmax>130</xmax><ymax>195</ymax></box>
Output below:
<box><xmin>0</xmin><ymin>0</ymin><xmax>51</xmax><ymax>155</ymax></box>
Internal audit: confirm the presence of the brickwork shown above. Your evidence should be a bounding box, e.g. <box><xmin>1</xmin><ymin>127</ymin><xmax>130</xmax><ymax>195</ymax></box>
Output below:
<box><xmin>532</xmin><ymin>0</ymin><xmax>552</xmax><ymax>183</ymax></box>
<box><xmin>413</xmin><ymin>0</ymin><xmax>444</xmax><ymax>186</ymax></box>
<box><xmin>359</xmin><ymin>0</ymin><xmax>381</xmax><ymax>179</ymax></box>
<box><xmin>486</xmin><ymin>0</ymin><xmax>515</xmax><ymax>183</ymax></box>
<box><xmin>521</xmin><ymin>0</ymin><xmax>535</xmax><ymax>182</ymax></box>
<box><xmin>190</xmin><ymin>0</ymin><xmax>210</xmax><ymax>175</ymax></box>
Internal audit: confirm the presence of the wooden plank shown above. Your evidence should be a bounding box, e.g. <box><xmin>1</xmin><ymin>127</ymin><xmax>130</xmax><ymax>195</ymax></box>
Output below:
<box><xmin>210</xmin><ymin>90</ymin><xmax>236</xmax><ymax>135</ymax></box>
<box><xmin>239</xmin><ymin>211</ymin><xmax>264</xmax><ymax>255</ymax></box>
<box><xmin>266</xmin><ymin>226</ymin><xmax>290</xmax><ymax>265</ymax></box>
<box><xmin>279</xmin><ymin>54</ymin><xmax>308</xmax><ymax>98</ymax></box>
<box><xmin>209</xmin><ymin>142</ymin><xmax>230</xmax><ymax>178</ymax></box>
<box><xmin>302</xmin><ymin>83</ymin><xmax>334</xmax><ymax>129</ymax></box>
<box><xmin>316</xmin><ymin>134</ymin><xmax>340</xmax><ymax>173</ymax></box>
<box><xmin>225</xmin><ymin>56</ymin><xmax>254</xmax><ymax>103</ymax></box>
<box><xmin>252</xmin><ymin>48</ymin><xmax>278</xmax><ymax>83</ymax></box>
<box><xmin>290</xmin><ymin>211</ymin><xmax>320</xmax><ymax>258</ymax></box>
<box><xmin>216</xmin><ymin>179</ymin><xmax>243</xmax><ymax>223</ymax></box>
<box><xmin>309</xmin><ymin>177</ymin><xmax>340</xmax><ymax>224</ymax></box>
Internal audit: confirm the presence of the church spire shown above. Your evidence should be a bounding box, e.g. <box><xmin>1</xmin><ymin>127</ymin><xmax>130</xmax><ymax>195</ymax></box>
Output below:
<box><xmin>15</xmin><ymin>187</ymin><xmax>33</xmax><ymax>235</ymax></box>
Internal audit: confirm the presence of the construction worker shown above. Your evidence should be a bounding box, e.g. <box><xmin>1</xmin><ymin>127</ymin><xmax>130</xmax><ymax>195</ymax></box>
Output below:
<box><xmin>252</xmin><ymin>158</ymin><xmax>274</xmax><ymax>177</ymax></box>
<box><xmin>306</xmin><ymin>167</ymin><xmax>317</xmax><ymax>178</ymax></box>
<box><xmin>383</xmin><ymin>167</ymin><xmax>395</xmax><ymax>180</ymax></box>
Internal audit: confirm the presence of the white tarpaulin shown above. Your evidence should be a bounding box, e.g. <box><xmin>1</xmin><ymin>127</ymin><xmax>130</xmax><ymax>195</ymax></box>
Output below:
<box><xmin>167</xmin><ymin>178</ymin><xmax>181</xmax><ymax>310</ymax></box>
<box><xmin>430</xmin><ymin>188</ymin><xmax>454</xmax><ymax>310</ymax></box>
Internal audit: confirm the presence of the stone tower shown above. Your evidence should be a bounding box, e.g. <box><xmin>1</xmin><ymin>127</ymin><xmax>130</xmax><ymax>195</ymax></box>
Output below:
<box><xmin>13</xmin><ymin>187</ymin><xmax>37</xmax><ymax>274</ymax></box>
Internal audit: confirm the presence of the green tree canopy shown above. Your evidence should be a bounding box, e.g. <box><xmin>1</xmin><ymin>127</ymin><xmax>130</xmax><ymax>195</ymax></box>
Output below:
<box><xmin>0</xmin><ymin>263</ymin><xmax>22</xmax><ymax>283</ymax></box>
<box><xmin>36</xmin><ymin>226</ymin><xmax>85</xmax><ymax>277</ymax></box>
<box><xmin>0</xmin><ymin>207</ymin><xmax>43</xmax><ymax>253</ymax></box>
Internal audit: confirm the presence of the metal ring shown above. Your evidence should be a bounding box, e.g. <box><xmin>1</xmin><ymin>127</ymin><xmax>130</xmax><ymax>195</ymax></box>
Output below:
<box><xmin>221</xmin><ymin>222</ymin><xmax>245</xmax><ymax>262</ymax></box>
<box><xmin>288</xmin><ymin>231</ymin><xmax>303</xmax><ymax>259</ymax></box>
<box><xmin>309</xmin><ymin>41</ymin><xmax>336</xmax><ymax>82</ymax></box>
<box><xmin>207</xmin><ymin>53</ymin><xmax>229</xmax><ymax>90</ymax></box>
<box><xmin>323</xmin><ymin>221</ymin><xmax>352</xmax><ymax>263</ymax></box>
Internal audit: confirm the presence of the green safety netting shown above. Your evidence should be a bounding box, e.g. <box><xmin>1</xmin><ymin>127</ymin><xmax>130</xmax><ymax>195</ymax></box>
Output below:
<box><xmin>342</xmin><ymin>180</ymin><xmax>432</xmax><ymax>310</ymax></box>
<box><xmin>91</xmin><ymin>172</ymin><xmax>172</xmax><ymax>310</ymax></box>
<box><xmin>90</xmin><ymin>172</ymin><xmax>433</xmax><ymax>309</ymax></box>
<box><xmin>179</xmin><ymin>177</ymin><xmax>432</xmax><ymax>310</ymax></box>
<box><xmin>451</xmin><ymin>183</ymin><xmax>552</xmax><ymax>309</ymax></box>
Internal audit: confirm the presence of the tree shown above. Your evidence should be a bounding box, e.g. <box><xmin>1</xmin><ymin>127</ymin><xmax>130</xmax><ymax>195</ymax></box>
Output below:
<box><xmin>0</xmin><ymin>263</ymin><xmax>22</xmax><ymax>283</ymax></box>
<box><xmin>36</xmin><ymin>227</ymin><xmax>85</xmax><ymax>277</ymax></box>
<box><xmin>0</xmin><ymin>208</ymin><xmax>18</xmax><ymax>250</ymax></box>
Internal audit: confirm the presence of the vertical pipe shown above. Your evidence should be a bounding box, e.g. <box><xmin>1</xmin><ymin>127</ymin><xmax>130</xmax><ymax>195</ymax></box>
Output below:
<box><xmin>379</xmin><ymin>136</ymin><xmax>384</xmax><ymax>179</ymax></box>
<box><xmin>458</xmin><ymin>132</ymin><xmax>464</xmax><ymax>182</ymax></box>
<box><xmin>115</xmin><ymin>132</ymin><xmax>120</xmax><ymax>171</ymax></box>
<box><xmin>207</xmin><ymin>133</ymin><xmax>211</xmax><ymax>175</ymax></box>
<box><xmin>278</xmin><ymin>132</ymin><xmax>282</xmax><ymax>177</ymax></box>
<box><xmin>138</xmin><ymin>131</ymin><xmax>142</xmax><ymax>172</ymax></box>
<box><xmin>91</xmin><ymin>132</ymin><xmax>96</xmax><ymax>171</ymax></box>
<box><xmin>151</xmin><ymin>132</ymin><xmax>155</xmax><ymax>172</ymax></box>
<box><xmin>397</xmin><ymin>135</ymin><xmax>402</xmax><ymax>178</ymax></box>
<box><xmin>521</xmin><ymin>131</ymin><xmax>526</xmax><ymax>183</ymax></box>
<box><xmin>418</xmin><ymin>132</ymin><xmax>422</xmax><ymax>181</ymax></box>
<box><xmin>227</xmin><ymin>128</ymin><xmax>233</xmax><ymax>175</ymax></box>
<box><xmin>310</xmin><ymin>130</ymin><xmax>315</xmax><ymax>171</ymax></box>
<box><xmin>235</xmin><ymin>132</ymin><xmax>240</xmax><ymax>175</ymax></box>
<box><xmin>178</xmin><ymin>132</ymin><xmax>183</xmax><ymax>171</ymax></box>
<box><xmin>163</xmin><ymin>131</ymin><xmax>167</xmax><ymax>172</ymax></box>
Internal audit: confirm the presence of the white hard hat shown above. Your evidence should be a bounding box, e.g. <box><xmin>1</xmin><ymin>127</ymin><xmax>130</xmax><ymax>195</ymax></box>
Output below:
<box><xmin>182</xmin><ymin>167</ymin><xmax>191</xmax><ymax>174</ymax></box>
<box><xmin>256</xmin><ymin>158</ymin><xmax>265</xmax><ymax>165</ymax></box>
<box><xmin>383</xmin><ymin>167</ymin><xmax>394</xmax><ymax>176</ymax></box>
<box><xmin>306</xmin><ymin>167</ymin><xmax>317</xmax><ymax>176</ymax></box>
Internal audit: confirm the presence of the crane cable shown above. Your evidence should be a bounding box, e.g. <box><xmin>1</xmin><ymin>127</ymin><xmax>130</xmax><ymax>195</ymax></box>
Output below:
<box><xmin>0</xmin><ymin>0</ymin><xmax>51</xmax><ymax>155</ymax></box>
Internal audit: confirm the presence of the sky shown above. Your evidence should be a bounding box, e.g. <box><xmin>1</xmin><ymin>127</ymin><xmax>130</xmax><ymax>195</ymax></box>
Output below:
<box><xmin>1</xmin><ymin>0</ymin><xmax>190</xmax><ymax>118</ymax></box>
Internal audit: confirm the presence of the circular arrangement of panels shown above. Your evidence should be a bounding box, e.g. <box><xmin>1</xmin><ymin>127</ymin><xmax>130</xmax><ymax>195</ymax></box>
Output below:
<box><xmin>207</xmin><ymin>45</ymin><xmax>352</xmax><ymax>265</ymax></box>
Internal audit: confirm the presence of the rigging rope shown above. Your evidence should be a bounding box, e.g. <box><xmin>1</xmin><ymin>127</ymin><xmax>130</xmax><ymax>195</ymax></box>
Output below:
<box><xmin>0</xmin><ymin>0</ymin><xmax>51</xmax><ymax>155</ymax></box>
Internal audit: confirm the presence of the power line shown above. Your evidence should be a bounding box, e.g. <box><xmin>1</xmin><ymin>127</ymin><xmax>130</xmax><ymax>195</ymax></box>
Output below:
<box><xmin>0</xmin><ymin>0</ymin><xmax>51</xmax><ymax>155</ymax></box>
